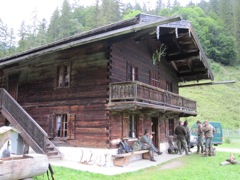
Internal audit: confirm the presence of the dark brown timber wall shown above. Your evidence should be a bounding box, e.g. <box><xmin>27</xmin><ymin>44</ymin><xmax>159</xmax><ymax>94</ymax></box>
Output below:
<box><xmin>109</xmin><ymin>39</ymin><xmax>180</xmax><ymax>144</ymax></box>
<box><xmin>110</xmin><ymin>38</ymin><xmax>178</xmax><ymax>92</ymax></box>
<box><xmin>0</xmin><ymin>42</ymin><xmax>110</xmax><ymax>148</ymax></box>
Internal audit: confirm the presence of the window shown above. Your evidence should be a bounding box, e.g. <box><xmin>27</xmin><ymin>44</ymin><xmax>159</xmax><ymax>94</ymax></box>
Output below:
<box><xmin>48</xmin><ymin>113</ymin><xmax>75</xmax><ymax>139</ymax></box>
<box><xmin>166</xmin><ymin>81</ymin><xmax>173</xmax><ymax>92</ymax></box>
<box><xmin>169</xmin><ymin>119</ymin><xmax>174</xmax><ymax>136</ymax></box>
<box><xmin>128</xmin><ymin>115</ymin><xmax>138</xmax><ymax>138</ymax></box>
<box><xmin>56</xmin><ymin>65</ymin><xmax>70</xmax><ymax>88</ymax></box>
<box><xmin>149</xmin><ymin>71</ymin><xmax>160</xmax><ymax>87</ymax></box>
<box><xmin>127</xmin><ymin>63</ymin><xmax>138</xmax><ymax>81</ymax></box>
<box><xmin>56</xmin><ymin>114</ymin><xmax>68</xmax><ymax>138</ymax></box>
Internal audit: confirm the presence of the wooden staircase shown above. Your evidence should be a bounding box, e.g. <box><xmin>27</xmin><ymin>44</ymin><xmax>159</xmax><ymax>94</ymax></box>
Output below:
<box><xmin>45</xmin><ymin>140</ymin><xmax>61</xmax><ymax>159</ymax></box>
<box><xmin>0</xmin><ymin>88</ymin><xmax>61</xmax><ymax>159</ymax></box>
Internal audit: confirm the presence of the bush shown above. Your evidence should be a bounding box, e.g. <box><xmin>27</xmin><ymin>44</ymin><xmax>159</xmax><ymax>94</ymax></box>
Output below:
<box><xmin>224</xmin><ymin>138</ymin><xmax>230</xmax><ymax>144</ymax></box>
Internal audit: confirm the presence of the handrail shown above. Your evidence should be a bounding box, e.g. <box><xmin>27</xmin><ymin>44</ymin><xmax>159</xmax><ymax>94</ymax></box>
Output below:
<box><xmin>109</xmin><ymin>81</ymin><xmax>196</xmax><ymax>111</ymax></box>
<box><xmin>0</xmin><ymin>88</ymin><xmax>48</xmax><ymax>153</ymax></box>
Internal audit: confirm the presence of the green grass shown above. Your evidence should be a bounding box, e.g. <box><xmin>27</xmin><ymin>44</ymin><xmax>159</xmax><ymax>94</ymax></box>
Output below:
<box><xmin>220</xmin><ymin>139</ymin><xmax>240</xmax><ymax>148</ymax></box>
<box><xmin>180</xmin><ymin>62</ymin><xmax>240</xmax><ymax>129</ymax></box>
<box><xmin>35</xmin><ymin>152</ymin><xmax>240</xmax><ymax>180</ymax></box>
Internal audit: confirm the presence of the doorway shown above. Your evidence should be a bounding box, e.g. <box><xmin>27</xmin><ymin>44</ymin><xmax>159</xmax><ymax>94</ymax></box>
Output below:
<box><xmin>151</xmin><ymin>117</ymin><xmax>159</xmax><ymax>148</ymax></box>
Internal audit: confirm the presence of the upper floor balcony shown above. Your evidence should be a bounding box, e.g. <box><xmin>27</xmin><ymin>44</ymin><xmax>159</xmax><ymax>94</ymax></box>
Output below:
<box><xmin>108</xmin><ymin>81</ymin><xmax>197</xmax><ymax>117</ymax></box>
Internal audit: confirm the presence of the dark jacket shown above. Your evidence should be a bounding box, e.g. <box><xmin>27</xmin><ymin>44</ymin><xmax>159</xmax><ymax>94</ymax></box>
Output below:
<box><xmin>183</xmin><ymin>125</ymin><xmax>190</xmax><ymax>138</ymax></box>
<box><xmin>174</xmin><ymin>125</ymin><xmax>187</xmax><ymax>137</ymax></box>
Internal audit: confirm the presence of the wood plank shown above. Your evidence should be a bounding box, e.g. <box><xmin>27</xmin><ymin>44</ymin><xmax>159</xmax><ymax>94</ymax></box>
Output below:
<box><xmin>113</xmin><ymin>157</ymin><xmax>129</xmax><ymax>167</ymax></box>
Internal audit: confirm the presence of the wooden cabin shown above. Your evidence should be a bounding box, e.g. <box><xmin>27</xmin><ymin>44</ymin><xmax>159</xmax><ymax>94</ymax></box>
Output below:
<box><xmin>0</xmin><ymin>14</ymin><xmax>213</xmax><ymax>155</ymax></box>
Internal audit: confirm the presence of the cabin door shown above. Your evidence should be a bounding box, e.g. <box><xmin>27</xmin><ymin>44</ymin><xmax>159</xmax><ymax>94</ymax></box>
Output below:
<box><xmin>151</xmin><ymin>117</ymin><xmax>159</xmax><ymax>148</ymax></box>
<box><xmin>8</xmin><ymin>74</ymin><xmax>19</xmax><ymax>100</ymax></box>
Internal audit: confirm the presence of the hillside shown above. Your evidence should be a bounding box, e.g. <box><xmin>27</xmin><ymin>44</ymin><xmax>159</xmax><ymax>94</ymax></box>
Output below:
<box><xmin>180</xmin><ymin>61</ymin><xmax>240</xmax><ymax>129</ymax></box>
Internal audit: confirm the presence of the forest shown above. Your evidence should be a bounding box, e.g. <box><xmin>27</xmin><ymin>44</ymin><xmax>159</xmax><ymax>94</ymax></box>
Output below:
<box><xmin>0</xmin><ymin>0</ymin><xmax>240</xmax><ymax>66</ymax></box>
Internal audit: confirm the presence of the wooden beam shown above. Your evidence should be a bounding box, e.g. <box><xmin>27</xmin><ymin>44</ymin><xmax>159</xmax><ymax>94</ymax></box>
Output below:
<box><xmin>179</xmin><ymin>80</ymin><xmax>236</xmax><ymax>88</ymax></box>
<box><xmin>166</xmin><ymin>50</ymin><xmax>199</xmax><ymax>61</ymax></box>
<box><xmin>177</xmin><ymin>71</ymin><xmax>207</xmax><ymax>78</ymax></box>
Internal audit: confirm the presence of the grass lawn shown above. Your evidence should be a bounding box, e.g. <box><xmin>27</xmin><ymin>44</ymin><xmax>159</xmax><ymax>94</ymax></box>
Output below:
<box><xmin>35</xmin><ymin>152</ymin><xmax>240</xmax><ymax>180</ymax></box>
<box><xmin>217</xmin><ymin>139</ymin><xmax>240</xmax><ymax>149</ymax></box>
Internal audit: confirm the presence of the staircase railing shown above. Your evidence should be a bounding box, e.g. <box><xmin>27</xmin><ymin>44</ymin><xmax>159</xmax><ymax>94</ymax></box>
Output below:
<box><xmin>0</xmin><ymin>88</ymin><xmax>48</xmax><ymax>154</ymax></box>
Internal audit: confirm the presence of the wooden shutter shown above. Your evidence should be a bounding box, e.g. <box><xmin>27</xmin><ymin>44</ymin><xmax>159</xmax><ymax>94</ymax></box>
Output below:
<box><xmin>67</xmin><ymin>113</ymin><xmax>75</xmax><ymax>139</ymax></box>
<box><xmin>135</xmin><ymin>67</ymin><xmax>138</xmax><ymax>81</ymax></box>
<box><xmin>48</xmin><ymin>114</ymin><xmax>55</xmax><ymax>139</ymax></box>
<box><xmin>122</xmin><ymin>115</ymin><xmax>129</xmax><ymax>138</ymax></box>
<box><xmin>126</xmin><ymin>63</ymin><xmax>131</xmax><ymax>81</ymax></box>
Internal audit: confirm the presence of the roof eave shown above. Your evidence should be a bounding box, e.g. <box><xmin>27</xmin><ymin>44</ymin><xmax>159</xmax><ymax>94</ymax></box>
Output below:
<box><xmin>0</xmin><ymin>16</ymin><xmax>181</xmax><ymax>67</ymax></box>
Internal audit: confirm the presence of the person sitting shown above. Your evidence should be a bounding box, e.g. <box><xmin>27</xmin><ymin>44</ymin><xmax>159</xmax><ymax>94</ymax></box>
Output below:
<box><xmin>140</xmin><ymin>129</ymin><xmax>162</xmax><ymax>162</ymax></box>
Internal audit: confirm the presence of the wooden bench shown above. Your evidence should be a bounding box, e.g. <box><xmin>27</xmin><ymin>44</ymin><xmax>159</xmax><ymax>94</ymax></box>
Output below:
<box><xmin>112</xmin><ymin>150</ymin><xmax>150</xmax><ymax>167</ymax></box>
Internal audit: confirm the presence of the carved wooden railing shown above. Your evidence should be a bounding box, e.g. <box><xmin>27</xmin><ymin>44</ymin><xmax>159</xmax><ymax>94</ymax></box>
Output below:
<box><xmin>0</xmin><ymin>88</ymin><xmax>48</xmax><ymax>154</ymax></box>
<box><xmin>109</xmin><ymin>81</ymin><xmax>196</xmax><ymax>112</ymax></box>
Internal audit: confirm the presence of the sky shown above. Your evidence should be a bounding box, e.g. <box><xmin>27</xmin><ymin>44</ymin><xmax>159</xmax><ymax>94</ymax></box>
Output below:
<box><xmin>0</xmin><ymin>0</ymin><xmax>201</xmax><ymax>32</ymax></box>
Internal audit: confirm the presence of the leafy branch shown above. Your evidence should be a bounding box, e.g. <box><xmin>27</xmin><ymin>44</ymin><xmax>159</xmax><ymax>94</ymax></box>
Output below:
<box><xmin>152</xmin><ymin>44</ymin><xmax>167</xmax><ymax>64</ymax></box>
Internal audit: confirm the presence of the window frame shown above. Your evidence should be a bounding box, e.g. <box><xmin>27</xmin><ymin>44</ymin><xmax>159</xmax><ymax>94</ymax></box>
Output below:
<box><xmin>149</xmin><ymin>71</ymin><xmax>160</xmax><ymax>88</ymax></box>
<box><xmin>128</xmin><ymin>115</ymin><xmax>138</xmax><ymax>139</ymax></box>
<box><xmin>56</xmin><ymin>114</ymin><xmax>68</xmax><ymax>138</ymax></box>
<box><xmin>48</xmin><ymin>113</ymin><xmax>75</xmax><ymax>140</ymax></box>
<box><xmin>126</xmin><ymin>62</ymin><xmax>138</xmax><ymax>81</ymax></box>
<box><xmin>56</xmin><ymin>64</ymin><xmax>71</xmax><ymax>88</ymax></box>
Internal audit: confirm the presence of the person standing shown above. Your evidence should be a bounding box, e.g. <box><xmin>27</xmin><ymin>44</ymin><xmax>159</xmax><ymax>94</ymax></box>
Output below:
<box><xmin>196</xmin><ymin>120</ymin><xmax>204</xmax><ymax>154</ymax></box>
<box><xmin>140</xmin><ymin>129</ymin><xmax>162</xmax><ymax>162</ymax></box>
<box><xmin>183</xmin><ymin>120</ymin><xmax>191</xmax><ymax>152</ymax></box>
<box><xmin>174</xmin><ymin>121</ymin><xmax>189</xmax><ymax>155</ymax></box>
<box><xmin>202</xmin><ymin>121</ymin><xmax>215</xmax><ymax>156</ymax></box>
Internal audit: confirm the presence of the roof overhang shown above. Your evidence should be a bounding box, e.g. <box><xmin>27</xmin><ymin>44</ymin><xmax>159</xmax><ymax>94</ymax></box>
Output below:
<box><xmin>0</xmin><ymin>14</ymin><xmax>213</xmax><ymax>82</ymax></box>
<box><xmin>0</xmin><ymin>15</ymin><xmax>181</xmax><ymax>67</ymax></box>
<box><xmin>159</xmin><ymin>21</ymin><xmax>213</xmax><ymax>82</ymax></box>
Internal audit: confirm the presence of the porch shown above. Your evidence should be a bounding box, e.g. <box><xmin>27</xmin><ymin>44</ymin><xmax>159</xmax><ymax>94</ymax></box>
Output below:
<box><xmin>108</xmin><ymin>81</ymin><xmax>197</xmax><ymax>116</ymax></box>
<box><xmin>49</xmin><ymin>147</ymin><xmax>185</xmax><ymax>175</ymax></box>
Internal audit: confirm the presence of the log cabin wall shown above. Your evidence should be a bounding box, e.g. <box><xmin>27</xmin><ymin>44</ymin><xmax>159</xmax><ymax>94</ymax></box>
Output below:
<box><xmin>0</xmin><ymin>42</ymin><xmax>111</xmax><ymax>148</ymax></box>
<box><xmin>110</xmin><ymin>38</ymin><xmax>179</xmax><ymax>93</ymax></box>
<box><xmin>109</xmin><ymin>38</ymin><xmax>180</xmax><ymax>145</ymax></box>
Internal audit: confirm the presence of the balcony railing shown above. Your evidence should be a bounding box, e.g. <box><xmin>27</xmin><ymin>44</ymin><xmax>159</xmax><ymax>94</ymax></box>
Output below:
<box><xmin>109</xmin><ymin>81</ymin><xmax>196</xmax><ymax>113</ymax></box>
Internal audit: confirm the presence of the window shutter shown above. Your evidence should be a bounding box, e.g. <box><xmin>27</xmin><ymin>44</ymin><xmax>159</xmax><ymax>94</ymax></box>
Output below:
<box><xmin>126</xmin><ymin>63</ymin><xmax>131</xmax><ymax>81</ymax></box>
<box><xmin>135</xmin><ymin>67</ymin><xmax>138</xmax><ymax>81</ymax></box>
<box><xmin>59</xmin><ymin>67</ymin><xmax>64</xmax><ymax>87</ymax></box>
<box><xmin>66</xmin><ymin>65</ymin><xmax>71</xmax><ymax>86</ymax></box>
<box><xmin>122</xmin><ymin>116</ymin><xmax>129</xmax><ymax>138</ymax></box>
<box><xmin>48</xmin><ymin>114</ymin><xmax>55</xmax><ymax>139</ymax></box>
<box><xmin>67</xmin><ymin>113</ymin><xmax>75</xmax><ymax>139</ymax></box>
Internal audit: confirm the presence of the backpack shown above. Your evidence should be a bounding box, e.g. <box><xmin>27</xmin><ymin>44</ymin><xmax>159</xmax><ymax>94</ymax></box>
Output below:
<box><xmin>132</xmin><ymin>140</ymin><xmax>142</xmax><ymax>151</ymax></box>
<box><xmin>117</xmin><ymin>140</ymin><xmax>133</xmax><ymax>154</ymax></box>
